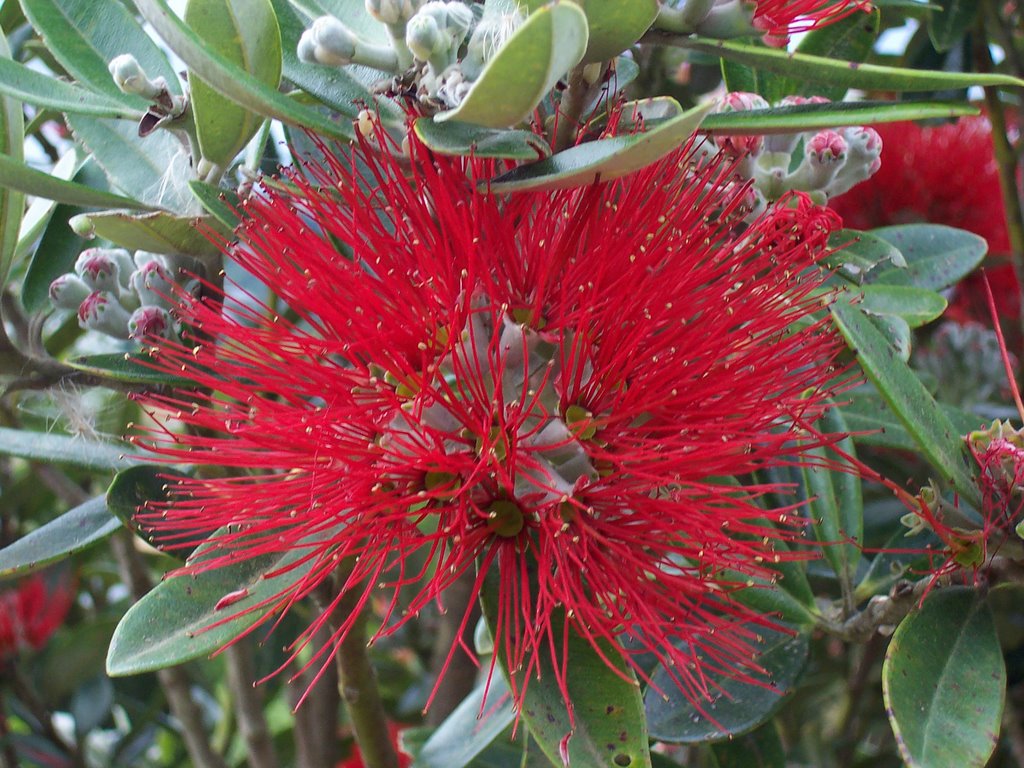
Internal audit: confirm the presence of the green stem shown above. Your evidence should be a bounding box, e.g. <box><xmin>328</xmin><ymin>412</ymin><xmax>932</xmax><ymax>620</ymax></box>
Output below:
<box><xmin>553</xmin><ymin>64</ymin><xmax>591</xmax><ymax>153</ymax></box>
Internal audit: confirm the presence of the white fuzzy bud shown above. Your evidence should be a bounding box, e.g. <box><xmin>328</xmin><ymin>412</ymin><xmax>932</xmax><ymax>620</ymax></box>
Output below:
<box><xmin>108</xmin><ymin>54</ymin><xmax>169</xmax><ymax>100</ymax></box>
<box><xmin>78</xmin><ymin>292</ymin><xmax>131</xmax><ymax>338</ymax></box>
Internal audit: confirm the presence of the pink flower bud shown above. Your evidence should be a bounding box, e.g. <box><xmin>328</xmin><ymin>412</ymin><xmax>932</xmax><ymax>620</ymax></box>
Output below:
<box><xmin>130</xmin><ymin>259</ymin><xmax>175</xmax><ymax>307</ymax></box>
<box><xmin>128</xmin><ymin>306</ymin><xmax>174</xmax><ymax>340</ymax></box>
<box><xmin>78</xmin><ymin>291</ymin><xmax>131</xmax><ymax>338</ymax></box>
<box><xmin>714</xmin><ymin>92</ymin><xmax>770</xmax><ymax>157</ymax></box>
<box><xmin>806</xmin><ymin>130</ymin><xmax>848</xmax><ymax>163</ymax></box>
<box><xmin>49</xmin><ymin>274</ymin><xmax>91</xmax><ymax>310</ymax></box>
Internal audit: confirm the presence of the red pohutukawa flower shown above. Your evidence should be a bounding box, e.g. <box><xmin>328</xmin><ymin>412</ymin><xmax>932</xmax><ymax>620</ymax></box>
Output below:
<box><xmin>134</xmin><ymin>129</ymin><xmax>847</xmax><ymax>715</ymax></box>
<box><xmin>752</xmin><ymin>0</ymin><xmax>872</xmax><ymax>39</ymax></box>
<box><xmin>0</xmin><ymin>573</ymin><xmax>73</xmax><ymax>660</ymax></box>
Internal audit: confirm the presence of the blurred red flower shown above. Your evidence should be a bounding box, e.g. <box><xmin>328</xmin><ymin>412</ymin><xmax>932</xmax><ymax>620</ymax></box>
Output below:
<box><xmin>135</xmin><ymin>128</ymin><xmax>848</xmax><ymax>715</ymax></box>
<box><xmin>0</xmin><ymin>572</ymin><xmax>73</xmax><ymax>659</ymax></box>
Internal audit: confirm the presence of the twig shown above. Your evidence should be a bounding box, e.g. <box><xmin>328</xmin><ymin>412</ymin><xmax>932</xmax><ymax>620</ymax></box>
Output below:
<box><xmin>292</xmin><ymin>625</ymin><xmax>341</xmax><ymax>768</ymax></box>
<box><xmin>8</xmin><ymin>667</ymin><xmax>84</xmax><ymax>767</ymax></box>
<box><xmin>1004</xmin><ymin>692</ymin><xmax>1024</xmax><ymax>768</ymax></box>
<box><xmin>553</xmin><ymin>64</ymin><xmax>593</xmax><ymax>153</ymax></box>
<box><xmin>326</xmin><ymin>578</ymin><xmax>399</xmax><ymax>768</ymax></box>
<box><xmin>224</xmin><ymin>642</ymin><xmax>279</xmax><ymax>768</ymax></box>
<box><xmin>109</xmin><ymin>533</ymin><xmax>229</xmax><ymax>768</ymax></box>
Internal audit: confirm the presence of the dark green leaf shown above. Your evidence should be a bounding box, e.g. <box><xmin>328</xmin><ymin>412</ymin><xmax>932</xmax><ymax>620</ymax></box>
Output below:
<box><xmin>413</xmin><ymin>677</ymin><xmax>515</xmax><ymax>768</ymax></box>
<box><xmin>866</xmin><ymin>224</ymin><xmax>987</xmax><ymax>291</ymax></box>
<box><xmin>829</xmin><ymin>300</ymin><xmax>981</xmax><ymax>508</ymax></box>
<box><xmin>134</xmin><ymin>0</ymin><xmax>357</xmax><ymax>141</ymax></box>
<box><xmin>487</xmin><ymin>100</ymin><xmax>711</xmax><ymax>191</ymax></box>
<box><xmin>414</xmin><ymin>118</ymin><xmax>552</xmax><ymax>160</ymax></box>
<box><xmin>572</xmin><ymin>0</ymin><xmax>659</xmax><ymax>62</ymax></box>
<box><xmin>20</xmin><ymin>0</ymin><xmax>180</xmax><ymax>100</ymax></box>
<box><xmin>838</xmin><ymin>388</ymin><xmax>983</xmax><ymax>452</ymax></box>
<box><xmin>106</xmin><ymin>529</ymin><xmax>327</xmax><ymax>675</ymax></box>
<box><xmin>21</xmin><ymin>201</ymin><xmax>88</xmax><ymax>313</ymax></box>
<box><xmin>188</xmin><ymin>181</ymin><xmax>243</xmax><ymax>230</ymax></box>
<box><xmin>437</xmin><ymin>2</ymin><xmax>589</xmax><ymax>128</ymax></box>
<box><xmin>186</xmin><ymin>0</ymin><xmax>282</xmax><ymax>168</ymax></box>
<box><xmin>0</xmin><ymin>426</ymin><xmax>138</xmax><ymax>470</ymax></box>
<box><xmin>795</xmin><ymin>9</ymin><xmax>881</xmax><ymax>99</ymax></box>
<box><xmin>825</xmin><ymin>228</ymin><xmax>905</xmax><ymax>283</ymax></box>
<box><xmin>645</xmin><ymin>625</ymin><xmax>809</xmax><ymax>744</ymax></box>
<box><xmin>0</xmin><ymin>55</ymin><xmax>142</xmax><ymax>119</ymax></box>
<box><xmin>883</xmin><ymin>589</ymin><xmax>1004</xmax><ymax>768</ymax></box>
<box><xmin>0</xmin><ymin>497</ymin><xmax>120</xmax><ymax>578</ymax></box>
<box><xmin>856</xmin><ymin>284</ymin><xmax>948</xmax><ymax>327</ymax></box>
<box><xmin>69</xmin><ymin>352</ymin><xmax>194</xmax><ymax>387</ymax></box>
<box><xmin>0</xmin><ymin>151</ymin><xmax>153</xmax><ymax>211</ymax></box>
<box><xmin>107</xmin><ymin>465</ymin><xmax>192</xmax><ymax>558</ymax></box>
<box><xmin>700</xmin><ymin>100</ymin><xmax>977</xmax><ymax>135</ymax></box>
<box><xmin>674</xmin><ymin>35</ymin><xmax>1023</xmax><ymax>91</ymax></box>
<box><xmin>928</xmin><ymin>0</ymin><xmax>978</xmax><ymax>52</ymax></box>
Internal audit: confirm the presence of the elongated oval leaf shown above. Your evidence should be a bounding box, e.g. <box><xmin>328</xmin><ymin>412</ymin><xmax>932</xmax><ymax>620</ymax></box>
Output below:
<box><xmin>0</xmin><ymin>497</ymin><xmax>120</xmax><ymax>578</ymax></box>
<box><xmin>0</xmin><ymin>151</ymin><xmax>154</xmax><ymax>211</ymax></box>
<box><xmin>928</xmin><ymin>0</ymin><xmax>978</xmax><ymax>53</ymax></box>
<box><xmin>865</xmin><ymin>224</ymin><xmax>987</xmax><ymax>290</ymax></box>
<box><xmin>794</xmin><ymin>9</ymin><xmax>881</xmax><ymax>100</ymax></box>
<box><xmin>0</xmin><ymin>56</ymin><xmax>142</xmax><ymax>119</ymax></box>
<box><xmin>68</xmin><ymin>353</ymin><xmax>195</xmax><ymax>387</ymax></box>
<box><xmin>576</xmin><ymin>0</ymin><xmax>659</xmax><ymax>62</ymax></box>
<box><xmin>20</xmin><ymin>0</ymin><xmax>180</xmax><ymax>100</ymax></box>
<box><xmin>487</xmin><ymin>100</ymin><xmax>711</xmax><ymax>192</ymax></box>
<box><xmin>0</xmin><ymin>426</ymin><xmax>138</xmax><ymax>470</ymax></box>
<box><xmin>645</xmin><ymin>625</ymin><xmax>810</xmax><ymax>743</ymax></box>
<box><xmin>857</xmin><ymin>284</ymin><xmax>947</xmax><ymax>327</ymax></box>
<box><xmin>825</xmin><ymin>228</ymin><xmax>905</xmax><ymax>282</ymax></box>
<box><xmin>673</xmin><ymin>35</ymin><xmax>1024</xmax><ymax>91</ymax></box>
<box><xmin>70</xmin><ymin>210</ymin><xmax>225</xmax><ymax>258</ymax></box>
<box><xmin>436</xmin><ymin>2</ymin><xmax>589</xmax><ymax>128</ymax></box>
<box><xmin>883</xmin><ymin>589</ymin><xmax>1005</xmax><ymax>768</ymax></box>
<box><xmin>830</xmin><ymin>299</ymin><xmax>981</xmax><ymax>508</ymax></box>
<box><xmin>107</xmin><ymin>465</ymin><xmax>193</xmax><ymax>557</ymax></box>
<box><xmin>0</xmin><ymin>33</ymin><xmax>25</xmax><ymax>290</ymax></box>
<box><xmin>134</xmin><ymin>0</ymin><xmax>355</xmax><ymax>141</ymax></box>
<box><xmin>840</xmin><ymin>388</ymin><xmax>984</xmax><ymax>452</ymax></box>
<box><xmin>700</xmin><ymin>100</ymin><xmax>977</xmax><ymax>135</ymax></box>
<box><xmin>14</xmin><ymin>149</ymin><xmax>81</xmax><ymax>261</ymax></box>
<box><xmin>186</xmin><ymin>0</ymin><xmax>282</xmax><ymax>168</ymax></box>
<box><xmin>106</xmin><ymin>534</ymin><xmax>322</xmax><ymax>675</ymax></box>
<box><xmin>414</xmin><ymin>118</ymin><xmax>552</xmax><ymax>160</ymax></box>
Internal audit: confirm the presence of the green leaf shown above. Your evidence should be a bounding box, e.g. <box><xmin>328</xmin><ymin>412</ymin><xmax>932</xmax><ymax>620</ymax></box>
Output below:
<box><xmin>106</xmin><ymin>531</ymin><xmax>325</xmax><ymax>675</ymax></box>
<box><xmin>574</xmin><ymin>0</ymin><xmax>659</xmax><ymax>62</ymax></box>
<box><xmin>854</xmin><ymin>525</ymin><xmax>940</xmax><ymax>602</ymax></box>
<box><xmin>829</xmin><ymin>300</ymin><xmax>981</xmax><ymax>508</ymax></box>
<box><xmin>69</xmin><ymin>209</ymin><xmax>225</xmax><ymax>258</ymax></box>
<box><xmin>414</xmin><ymin>118</ymin><xmax>552</xmax><ymax>160</ymax></box>
<box><xmin>134</xmin><ymin>0</ymin><xmax>356</xmax><ymax>141</ymax></box>
<box><xmin>825</xmin><ymin>228</ymin><xmax>905</xmax><ymax>283</ymax></box>
<box><xmin>700</xmin><ymin>100</ymin><xmax>977</xmax><ymax>135</ymax></box>
<box><xmin>883</xmin><ymin>589</ymin><xmax>1005</xmax><ymax>768</ymax></box>
<box><xmin>20</xmin><ymin>0</ymin><xmax>180</xmax><ymax>101</ymax></box>
<box><xmin>22</xmin><ymin>202</ymin><xmax>87</xmax><ymax>313</ymax></box>
<box><xmin>794</xmin><ymin>9</ymin><xmax>881</xmax><ymax>100</ymax></box>
<box><xmin>0</xmin><ymin>497</ymin><xmax>120</xmax><ymax>578</ymax></box>
<box><xmin>0</xmin><ymin>33</ymin><xmax>25</xmax><ymax>290</ymax></box>
<box><xmin>436</xmin><ymin>1</ymin><xmax>589</xmax><ymax>128</ymax></box>
<box><xmin>107</xmin><ymin>465</ymin><xmax>192</xmax><ymax>557</ymax></box>
<box><xmin>645</xmin><ymin>625</ymin><xmax>809</xmax><ymax>744</ymax></box>
<box><xmin>856</xmin><ymin>284</ymin><xmax>948</xmax><ymax>327</ymax></box>
<box><xmin>675</xmin><ymin>35</ymin><xmax>1024</xmax><ymax>91</ymax></box>
<box><xmin>803</xmin><ymin>406</ymin><xmax>862</xmax><ymax>593</ymax></box>
<box><xmin>0</xmin><ymin>151</ymin><xmax>154</xmax><ymax>211</ymax></box>
<box><xmin>13</xmin><ymin>149</ymin><xmax>81</xmax><ymax>262</ymax></box>
<box><xmin>413</xmin><ymin>677</ymin><xmax>515</xmax><ymax>768</ymax></box>
<box><xmin>0</xmin><ymin>426</ymin><xmax>138</xmax><ymax>470</ymax></box>
<box><xmin>721</xmin><ymin>56</ymin><xmax>791</xmax><ymax>105</ymax></box>
<box><xmin>710</xmin><ymin>722</ymin><xmax>786</xmax><ymax>768</ymax></box>
<box><xmin>728</xmin><ymin>576</ymin><xmax>818</xmax><ymax>627</ymax></box>
<box><xmin>189</xmin><ymin>180</ymin><xmax>243</xmax><ymax>231</ymax></box>
<box><xmin>865</xmin><ymin>224</ymin><xmax>987</xmax><ymax>291</ymax></box>
<box><xmin>481</xmin><ymin>581</ymin><xmax>652</xmax><ymax>768</ymax></box>
<box><xmin>487</xmin><ymin>99</ymin><xmax>711</xmax><ymax>192</ymax></box>
<box><xmin>0</xmin><ymin>56</ymin><xmax>143</xmax><ymax>119</ymax></box>
<box><xmin>839</xmin><ymin>388</ymin><xmax>983</xmax><ymax>453</ymax></box>
<box><xmin>66</xmin><ymin>114</ymin><xmax>194</xmax><ymax>211</ymax></box>
<box><xmin>928</xmin><ymin>0</ymin><xmax>978</xmax><ymax>52</ymax></box>
<box><xmin>185</xmin><ymin>0</ymin><xmax>282</xmax><ymax>168</ymax></box>
<box><xmin>68</xmin><ymin>353</ymin><xmax>195</xmax><ymax>387</ymax></box>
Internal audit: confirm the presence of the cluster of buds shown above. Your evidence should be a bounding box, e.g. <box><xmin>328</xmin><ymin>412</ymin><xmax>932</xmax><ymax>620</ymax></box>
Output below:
<box><xmin>710</xmin><ymin>93</ymin><xmax>882</xmax><ymax>217</ymax></box>
<box><xmin>49</xmin><ymin>248</ymin><xmax>181</xmax><ymax>343</ymax></box>
<box><xmin>299</xmin><ymin>0</ymin><xmax>524</xmax><ymax>110</ymax></box>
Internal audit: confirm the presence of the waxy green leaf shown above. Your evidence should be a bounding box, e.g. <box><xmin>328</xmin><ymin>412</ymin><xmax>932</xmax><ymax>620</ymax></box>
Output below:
<box><xmin>487</xmin><ymin>99</ymin><xmax>711</xmax><ymax>191</ymax></box>
<box><xmin>185</xmin><ymin>0</ymin><xmax>282</xmax><ymax>168</ymax></box>
<box><xmin>883</xmin><ymin>589</ymin><xmax>1004</xmax><ymax>768</ymax></box>
<box><xmin>0</xmin><ymin>151</ymin><xmax>154</xmax><ymax>211</ymax></box>
<box><xmin>856</xmin><ymin>284</ymin><xmax>948</xmax><ymax>328</ymax></box>
<box><xmin>830</xmin><ymin>299</ymin><xmax>981</xmax><ymax>508</ymax></box>
<box><xmin>839</xmin><ymin>388</ymin><xmax>984</xmax><ymax>452</ymax></box>
<box><xmin>68</xmin><ymin>353</ymin><xmax>195</xmax><ymax>387</ymax></box>
<box><xmin>413</xmin><ymin>677</ymin><xmax>515</xmax><ymax>768</ymax></box>
<box><xmin>0</xmin><ymin>497</ymin><xmax>119</xmax><ymax>578</ymax></box>
<box><xmin>69</xmin><ymin>210</ymin><xmax>225</xmax><ymax>258</ymax></box>
<box><xmin>0</xmin><ymin>426</ymin><xmax>138</xmax><ymax>471</ymax></box>
<box><xmin>107</xmin><ymin>465</ymin><xmax>192</xmax><ymax>556</ymax></box>
<box><xmin>0</xmin><ymin>56</ymin><xmax>142</xmax><ymax>119</ymax></box>
<box><xmin>436</xmin><ymin>2</ymin><xmax>589</xmax><ymax>128</ymax></box>
<box><xmin>865</xmin><ymin>224</ymin><xmax>987</xmax><ymax>291</ymax></box>
<box><xmin>645</xmin><ymin>625</ymin><xmax>810</xmax><ymax>743</ymax></box>
<box><xmin>414</xmin><ymin>118</ymin><xmax>552</xmax><ymax>160</ymax></box>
